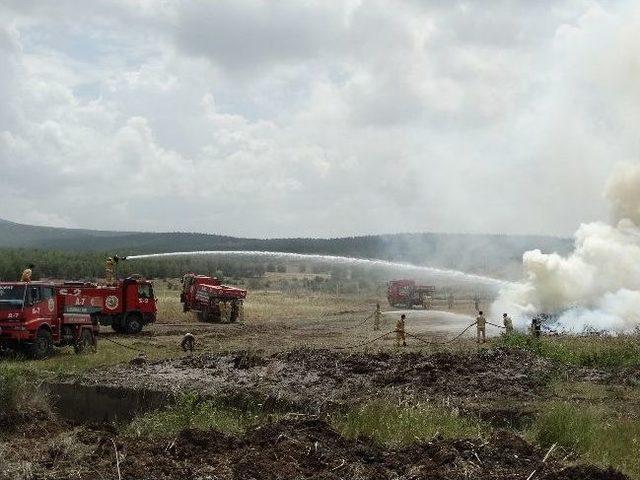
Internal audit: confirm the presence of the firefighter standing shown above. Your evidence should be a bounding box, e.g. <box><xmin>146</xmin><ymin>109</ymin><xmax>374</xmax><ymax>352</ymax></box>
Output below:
<box><xmin>476</xmin><ymin>310</ymin><xmax>487</xmax><ymax>344</ymax></box>
<box><xmin>503</xmin><ymin>313</ymin><xmax>514</xmax><ymax>335</ymax></box>
<box><xmin>219</xmin><ymin>301</ymin><xmax>229</xmax><ymax>322</ymax></box>
<box><xmin>423</xmin><ymin>295</ymin><xmax>432</xmax><ymax>310</ymax></box>
<box><xmin>105</xmin><ymin>257</ymin><xmax>116</xmax><ymax>285</ymax></box>
<box><xmin>396</xmin><ymin>314</ymin><xmax>407</xmax><ymax>347</ymax></box>
<box><xmin>238</xmin><ymin>301</ymin><xmax>245</xmax><ymax>322</ymax></box>
<box><xmin>374</xmin><ymin>303</ymin><xmax>383</xmax><ymax>331</ymax></box>
<box><xmin>20</xmin><ymin>264</ymin><xmax>34</xmax><ymax>282</ymax></box>
<box><xmin>531</xmin><ymin>316</ymin><xmax>542</xmax><ymax>338</ymax></box>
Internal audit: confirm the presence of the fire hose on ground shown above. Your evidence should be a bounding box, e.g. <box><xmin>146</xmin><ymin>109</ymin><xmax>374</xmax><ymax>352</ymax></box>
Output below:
<box><xmin>333</xmin><ymin>314</ymin><xmax>507</xmax><ymax>350</ymax></box>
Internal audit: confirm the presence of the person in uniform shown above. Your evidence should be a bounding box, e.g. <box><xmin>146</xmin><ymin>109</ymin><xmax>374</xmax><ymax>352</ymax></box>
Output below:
<box><xmin>423</xmin><ymin>295</ymin><xmax>432</xmax><ymax>310</ymax></box>
<box><xmin>476</xmin><ymin>310</ymin><xmax>487</xmax><ymax>343</ymax></box>
<box><xmin>531</xmin><ymin>316</ymin><xmax>542</xmax><ymax>338</ymax></box>
<box><xmin>396</xmin><ymin>314</ymin><xmax>407</xmax><ymax>347</ymax></box>
<box><xmin>20</xmin><ymin>264</ymin><xmax>34</xmax><ymax>282</ymax></box>
<box><xmin>374</xmin><ymin>303</ymin><xmax>383</xmax><ymax>331</ymax></box>
<box><xmin>503</xmin><ymin>313</ymin><xmax>514</xmax><ymax>335</ymax></box>
<box><xmin>219</xmin><ymin>301</ymin><xmax>229</xmax><ymax>322</ymax></box>
<box><xmin>180</xmin><ymin>333</ymin><xmax>195</xmax><ymax>352</ymax></box>
<box><xmin>105</xmin><ymin>257</ymin><xmax>116</xmax><ymax>285</ymax></box>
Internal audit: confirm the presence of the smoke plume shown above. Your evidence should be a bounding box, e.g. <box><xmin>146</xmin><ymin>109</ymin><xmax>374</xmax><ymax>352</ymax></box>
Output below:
<box><xmin>493</xmin><ymin>163</ymin><xmax>640</xmax><ymax>332</ymax></box>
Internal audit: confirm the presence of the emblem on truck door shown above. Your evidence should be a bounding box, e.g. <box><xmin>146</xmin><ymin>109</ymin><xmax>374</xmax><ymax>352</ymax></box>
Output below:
<box><xmin>105</xmin><ymin>295</ymin><xmax>119</xmax><ymax>310</ymax></box>
<box><xmin>48</xmin><ymin>298</ymin><xmax>55</xmax><ymax>312</ymax></box>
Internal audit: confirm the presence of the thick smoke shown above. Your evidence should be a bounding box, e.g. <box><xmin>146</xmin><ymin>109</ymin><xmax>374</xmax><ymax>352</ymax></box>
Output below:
<box><xmin>493</xmin><ymin>163</ymin><xmax>640</xmax><ymax>332</ymax></box>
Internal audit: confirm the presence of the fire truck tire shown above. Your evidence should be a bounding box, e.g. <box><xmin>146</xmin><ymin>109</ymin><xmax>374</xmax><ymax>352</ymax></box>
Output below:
<box><xmin>111</xmin><ymin>319</ymin><xmax>125</xmax><ymax>333</ymax></box>
<box><xmin>74</xmin><ymin>329</ymin><xmax>95</xmax><ymax>354</ymax></box>
<box><xmin>29</xmin><ymin>329</ymin><xmax>53</xmax><ymax>359</ymax></box>
<box><xmin>125</xmin><ymin>314</ymin><xmax>143</xmax><ymax>334</ymax></box>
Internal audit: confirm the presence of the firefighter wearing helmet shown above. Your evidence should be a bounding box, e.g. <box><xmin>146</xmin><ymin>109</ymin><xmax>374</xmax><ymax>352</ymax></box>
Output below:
<box><xmin>476</xmin><ymin>310</ymin><xmax>487</xmax><ymax>343</ymax></box>
<box><xmin>503</xmin><ymin>313</ymin><xmax>514</xmax><ymax>335</ymax></box>
<box><xmin>20</xmin><ymin>264</ymin><xmax>34</xmax><ymax>282</ymax></box>
<box><xmin>105</xmin><ymin>257</ymin><xmax>116</xmax><ymax>285</ymax></box>
<box><xmin>374</xmin><ymin>303</ymin><xmax>383</xmax><ymax>331</ymax></box>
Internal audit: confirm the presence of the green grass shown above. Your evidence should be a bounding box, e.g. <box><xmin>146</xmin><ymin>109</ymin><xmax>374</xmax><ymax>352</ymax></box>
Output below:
<box><xmin>126</xmin><ymin>393</ymin><xmax>272</xmax><ymax>437</ymax></box>
<box><xmin>528</xmin><ymin>402</ymin><xmax>640</xmax><ymax>477</ymax></box>
<box><xmin>127</xmin><ymin>396</ymin><xmax>487</xmax><ymax>448</ymax></box>
<box><xmin>0</xmin><ymin>369</ymin><xmax>22</xmax><ymax>411</ymax></box>
<box><xmin>496</xmin><ymin>332</ymin><xmax>640</xmax><ymax>368</ymax></box>
<box><xmin>0</xmin><ymin>367</ymin><xmax>49</xmax><ymax>416</ymax></box>
<box><xmin>332</xmin><ymin>399</ymin><xmax>487</xmax><ymax>446</ymax></box>
<box><xmin>0</xmin><ymin>337</ymin><xmax>178</xmax><ymax>378</ymax></box>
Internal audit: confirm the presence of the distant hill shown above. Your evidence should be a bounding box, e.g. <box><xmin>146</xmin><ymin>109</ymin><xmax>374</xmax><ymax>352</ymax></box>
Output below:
<box><xmin>0</xmin><ymin>218</ymin><xmax>572</xmax><ymax>279</ymax></box>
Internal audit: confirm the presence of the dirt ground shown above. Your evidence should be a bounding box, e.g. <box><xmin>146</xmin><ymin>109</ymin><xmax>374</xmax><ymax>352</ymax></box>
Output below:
<box><xmin>0</xmin><ymin>415</ymin><xmax>628</xmax><ymax>480</ymax></box>
<box><xmin>81</xmin><ymin>348</ymin><xmax>556</xmax><ymax>413</ymax></box>
<box><xmin>1</xmin><ymin>291</ymin><xmax>636</xmax><ymax>479</ymax></box>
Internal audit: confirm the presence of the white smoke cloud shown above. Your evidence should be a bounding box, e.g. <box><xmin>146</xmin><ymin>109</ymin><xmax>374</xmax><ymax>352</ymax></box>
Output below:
<box><xmin>1</xmin><ymin>1</ymin><xmax>640</xmax><ymax>239</ymax></box>
<box><xmin>493</xmin><ymin>163</ymin><xmax>640</xmax><ymax>332</ymax></box>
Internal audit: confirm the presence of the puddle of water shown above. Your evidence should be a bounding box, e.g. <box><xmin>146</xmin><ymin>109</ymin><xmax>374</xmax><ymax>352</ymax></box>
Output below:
<box><xmin>44</xmin><ymin>382</ymin><xmax>170</xmax><ymax>423</ymax></box>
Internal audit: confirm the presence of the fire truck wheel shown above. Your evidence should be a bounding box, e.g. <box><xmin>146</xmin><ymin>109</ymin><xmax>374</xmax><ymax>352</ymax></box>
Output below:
<box><xmin>111</xmin><ymin>319</ymin><xmax>126</xmax><ymax>333</ymax></box>
<box><xmin>29</xmin><ymin>329</ymin><xmax>53</xmax><ymax>359</ymax></box>
<box><xmin>125</xmin><ymin>314</ymin><xmax>143</xmax><ymax>334</ymax></box>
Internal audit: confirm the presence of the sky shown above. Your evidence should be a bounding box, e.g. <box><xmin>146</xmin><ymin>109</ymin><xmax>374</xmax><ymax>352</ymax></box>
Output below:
<box><xmin>1</xmin><ymin>0</ymin><xmax>639</xmax><ymax>238</ymax></box>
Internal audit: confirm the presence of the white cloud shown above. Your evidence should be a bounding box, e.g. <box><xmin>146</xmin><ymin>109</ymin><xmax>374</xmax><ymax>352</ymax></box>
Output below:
<box><xmin>0</xmin><ymin>1</ymin><xmax>639</xmax><ymax>237</ymax></box>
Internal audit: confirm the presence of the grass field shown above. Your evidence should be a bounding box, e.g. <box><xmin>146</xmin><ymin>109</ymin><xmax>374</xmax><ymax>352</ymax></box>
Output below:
<box><xmin>2</xmin><ymin>284</ymin><xmax>640</xmax><ymax>478</ymax></box>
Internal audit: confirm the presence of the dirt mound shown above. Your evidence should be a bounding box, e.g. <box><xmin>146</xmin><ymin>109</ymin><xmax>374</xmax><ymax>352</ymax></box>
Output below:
<box><xmin>278</xmin><ymin>348</ymin><xmax>554</xmax><ymax>397</ymax></box>
<box><xmin>83</xmin><ymin>420</ymin><xmax>640</xmax><ymax>479</ymax></box>
<box><xmin>86</xmin><ymin>348</ymin><xmax>557</xmax><ymax>410</ymax></box>
<box><xmin>1</xmin><ymin>417</ymin><xmax>628</xmax><ymax>479</ymax></box>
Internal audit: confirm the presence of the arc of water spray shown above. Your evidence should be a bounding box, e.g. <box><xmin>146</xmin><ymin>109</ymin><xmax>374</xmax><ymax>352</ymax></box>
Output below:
<box><xmin>126</xmin><ymin>250</ymin><xmax>513</xmax><ymax>287</ymax></box>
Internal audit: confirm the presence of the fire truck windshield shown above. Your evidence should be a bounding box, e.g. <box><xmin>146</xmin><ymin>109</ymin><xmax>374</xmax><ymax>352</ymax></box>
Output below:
<box><xmin>0</xmin><ymin>285</ymin><xmax>25</xmax><ymax>309</ymax></box>
<box><xmin>138</xmin><ymin>284</ymin><xmax>153</xmax><ymax>299</ymax></box>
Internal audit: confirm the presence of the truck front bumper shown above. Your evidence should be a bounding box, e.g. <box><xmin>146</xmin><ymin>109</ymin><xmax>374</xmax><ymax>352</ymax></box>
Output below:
<box><xmin>0</xmin><ymin>323</ymin><xmax>30</xmax><ymax>341</ymax></box>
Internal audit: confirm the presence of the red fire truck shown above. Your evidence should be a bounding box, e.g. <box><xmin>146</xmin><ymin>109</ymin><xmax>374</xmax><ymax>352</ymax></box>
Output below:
<box><xmin>180</xmin><ymin>273</ymin><xmax>246</xmax><ymax>323</ymax></box>
<box><xmin>387</xmin><ymin>279</ymin><xmax>436</xmax><ymax>308</ymax></box>
<box><xmin>0</xmin><ymin>282</ymin><xmax>98</xmax><ymax>358</ymax></box>
<box><xmin>57</xmin><ymin>276</ymin><xmax>157</xmax><ymax>334</ymax></box>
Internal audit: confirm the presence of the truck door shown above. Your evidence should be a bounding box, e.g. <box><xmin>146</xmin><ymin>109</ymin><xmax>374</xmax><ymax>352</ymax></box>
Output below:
<box><xmin>25</xmin><ymin>285</ymin><xmax>58</xmax><ymax>338</ymax></box>
<box><xmin>137</xmin><ymin>283</ymin><xmax>155</xmax><ymax>313</ymax></box>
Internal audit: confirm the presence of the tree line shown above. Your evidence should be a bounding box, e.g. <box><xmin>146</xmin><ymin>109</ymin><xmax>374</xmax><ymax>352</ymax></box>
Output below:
<box><xmin>0</xmin><ymin>249</ymin><xmax>275</xmax><ymax>282</ymax></box>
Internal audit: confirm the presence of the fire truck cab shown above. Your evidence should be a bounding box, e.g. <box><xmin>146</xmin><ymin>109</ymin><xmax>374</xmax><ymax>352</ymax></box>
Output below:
<box><xmin>57</xmin><ymin>276</ymin><xmax>156</xmax><ymax>334</ymax></box>
<box><xmin>0</xmin><ymin>282</ymin><xmax>98</xmax><ymax>358</ymax></box>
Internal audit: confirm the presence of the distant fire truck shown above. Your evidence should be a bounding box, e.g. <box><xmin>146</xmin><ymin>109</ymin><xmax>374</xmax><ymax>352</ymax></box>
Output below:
<box><xmin>0</xmin><ymin>282</ymin><xmax>99</xmax><ymax>358</ymax></box>
<box><xmin>180</xmin><ymin>273</ymin><xmax>246</xmax><ymax>323</ymax></box>
<box><xmin>57</xmin><ymin>276</ymin><xmax>157</xmax><ymax>334</ymax></box>
<box><xmin>387</xmin><ymin>279</ymin><xmax>436</xmax><ymax>308</ymax></box>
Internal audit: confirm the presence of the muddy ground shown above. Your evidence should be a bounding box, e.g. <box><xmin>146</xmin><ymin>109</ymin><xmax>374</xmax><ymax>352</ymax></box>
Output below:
<box><xmin>0</xmin><ymin>416</ymin><xmax>628</xmax><ymax>480</ymax></box>
<box><xmin>2</xmin><ymin>296</ymin><xmax>637</xmax><ymax>479</ymax></box>
<box><xmin>77</xmin><ymin>347</ymin><xmax>636</xmax><ymax>415</ymax></box>
<box><xmin>3</xmin><ymin>347</ymin><xmax>635</xmax><ymax>479</ymax></box>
